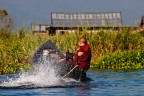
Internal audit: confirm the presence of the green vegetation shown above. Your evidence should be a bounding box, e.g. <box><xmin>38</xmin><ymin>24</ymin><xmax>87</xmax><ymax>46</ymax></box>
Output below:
<box><xmin>0</xmin><ymin>27</ymin><xmax>144</xmax><ymax>74</ymax></box>
<box><xmin>93</xmin><ymin>49</ymin><xmax>144</xmax><ymax>71</ymax></box>
<box><xmin>0</xmin><ymin>28</ymin><xmax>47</xmax><ymax>74</ymax></box>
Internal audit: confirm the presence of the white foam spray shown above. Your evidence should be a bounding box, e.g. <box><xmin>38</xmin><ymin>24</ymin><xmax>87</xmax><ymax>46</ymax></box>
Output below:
<box><xmin>0</xmin><ymin>55</ymin><xmax>76</xmax><ymax>88</ymax></box>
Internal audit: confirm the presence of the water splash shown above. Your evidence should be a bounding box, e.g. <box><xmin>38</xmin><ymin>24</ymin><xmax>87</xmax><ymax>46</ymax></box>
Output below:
<box><xmin>0</xmin><ymin>55</ymin><xmax>77</xmax><ymax>88</ymax></box>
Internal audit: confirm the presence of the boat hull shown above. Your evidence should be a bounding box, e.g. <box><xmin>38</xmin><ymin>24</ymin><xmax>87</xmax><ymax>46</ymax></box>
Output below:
<box><xmin>30</xmin><ymin>40</ymin><xmax>91</xmax><ymax>81</ymax></box>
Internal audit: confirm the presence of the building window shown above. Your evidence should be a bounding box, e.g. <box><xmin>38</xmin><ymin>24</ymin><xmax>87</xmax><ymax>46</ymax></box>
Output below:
<box><xmin>56</xmin><ymin>14</ymin><xmax>60</xmax><ymax>19</ymax></box>
<box><xmin>117</xmin><ymin>13</ymin><xmax>121</xmax><ymax>18</ymax></box>
<box><xmin>73</xmin><ymin>14</ymin><xmax>77</xmax><ymax>19</ymax></box>
<box><xmin>81</xmin><ymin>14</ymin><xmax>85</xmax><ymax>19</ymax></box>
<box><xmin>41</xmin><ymin>26</ymin><xmax>46</xmax><ymax>31</ymax></box>
<box><xmin>52</xmin><ymin>13</ymin><xmax>57</xmax><ymax>19</ymax></box>
<box><xmin>101</xmin><ymin>14</ymin><xmax>105</xmax><ymax>19</ymax></box>
<box><xmin>89</xmin><ymin>14</ymin><xmax>93</xmax><ymax>19</ymax></box>
<box><xmin>93</xmin><ymin>14</ymin><xmax>97</xmax><ymax>19</ymax></box>
<box><xmin>78</xmin><ymin>14</ymin><xmax>81</xmax><ymax>19</ymax></box>
<box><xmin>105</xmin><ymin>13</ymin><xmax>109</xmax><ymax>19</ymax></box>
<box><xmin>65</xmin><ymin>14</ymin><xmax>69</xmax><ymax>19</ymax></box>
<box><xmin>109</xmin><ymin>13</ymin><xmax>112</xmax><ymax>19</ymax></box>
<box><xmin>113</xmin><ymin>13</ymin><xmax>117</xmax><ymax>19</ymax></box>
<box><xmin>33</xmin><ymin>25</ymin><xmax>39</xmax><ymax>31</ymax></box>
<box><xmin>97</xmin><ymin>14</ymin><xmax>101</xmax><ymax>19</ymax></box>
<box><xmin>86</xmin><ymin>14</ymin><xmax>89</xmax><ymax>19</ymax></box>
<box><xmin>59</xmin><ymin>14</ymin><xmax>64</xmax><ymax>19</ymax></box>
<box><xmin>70</xmin><ymin>14</ymin><xmax>73</xmax><ymax>19</ymax></box>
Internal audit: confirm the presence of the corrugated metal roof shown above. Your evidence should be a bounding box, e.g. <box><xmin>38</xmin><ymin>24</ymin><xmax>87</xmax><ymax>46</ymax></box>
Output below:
<box><xmin>51</xmin><ymin>12</ymin><xmax>122</xmax><ymax>27</ymax></box>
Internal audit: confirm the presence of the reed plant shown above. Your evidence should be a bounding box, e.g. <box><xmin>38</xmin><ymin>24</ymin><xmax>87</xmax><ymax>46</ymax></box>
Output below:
<box><xmin>0</xmin><ymin>27</ymin><xmax>144</xmax><ymax>74</ymax></box>
<box><xmin>50</xmin><ymin>28</ymin><xmax>144</xmax><ymax>62</ymax></box>
<box><xmin>0</xmin><ymin>28</ymin><xmax>48</xmax><ymax>74</ymax></box>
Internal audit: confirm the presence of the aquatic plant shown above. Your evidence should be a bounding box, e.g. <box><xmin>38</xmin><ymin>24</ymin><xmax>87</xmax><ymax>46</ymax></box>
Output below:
<box><xmin>0</xmin><ymin>27</ymin><xmax>144</xmax><ymax>74</ymax></box>
<box><xmin>94</xmin><ymin>49</ymin><xmax>144</xmax><ymax>71</ymax></box>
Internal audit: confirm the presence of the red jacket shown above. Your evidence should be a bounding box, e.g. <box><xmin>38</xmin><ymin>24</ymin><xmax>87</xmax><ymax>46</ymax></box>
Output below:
<box><xmin>71</xmin><ymin>44</ymin><xmax>92</xmax><ymax>70</ymax></box>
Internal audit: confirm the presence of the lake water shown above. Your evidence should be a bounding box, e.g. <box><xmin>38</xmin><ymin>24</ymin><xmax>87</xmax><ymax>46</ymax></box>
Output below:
<box><xmin>0</xmin><ymin>70</ymin><xmax>144</xmax><ymax>96</ymax></box>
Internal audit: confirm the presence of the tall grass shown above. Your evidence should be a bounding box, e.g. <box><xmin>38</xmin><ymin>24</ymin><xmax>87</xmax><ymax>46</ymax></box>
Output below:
<box><xmin>50</xmin><ymin>28</ymin><xmax>144</xmax><ymax>62</ymax></box>
<box><xmin>0</xmin><ymin>28</ymin><xmax>48</xmax><ymax>74</ymax></box>
<box><xmin>0</xmin><ymin>27</ymin><xmax>144</xmax><ymax>74</ymax></box>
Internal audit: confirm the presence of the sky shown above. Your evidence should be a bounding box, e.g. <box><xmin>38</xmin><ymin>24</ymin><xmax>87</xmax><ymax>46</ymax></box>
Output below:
<box><xmin>0</xmin><ymin>0</ymin><xmax>144</xmax><ymax>28</ymax></box>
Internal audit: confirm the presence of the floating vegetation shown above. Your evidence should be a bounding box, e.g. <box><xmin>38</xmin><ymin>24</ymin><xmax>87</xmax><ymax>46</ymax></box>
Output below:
<box><xmin>93</xmin><ymin>49</ymin><xmax>144</xmax><ymax>71</ymax></box>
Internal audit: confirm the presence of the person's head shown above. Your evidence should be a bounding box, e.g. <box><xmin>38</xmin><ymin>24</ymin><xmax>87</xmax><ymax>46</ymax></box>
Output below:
<box><xmin>78</xmin><ymin>37</ymin><xmax>87</xmax><ymax>46</ymax></box>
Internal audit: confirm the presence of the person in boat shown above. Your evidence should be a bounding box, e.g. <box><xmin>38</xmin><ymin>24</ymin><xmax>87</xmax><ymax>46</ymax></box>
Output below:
<box><xmin>60</xmin><ymin>37</ymin><xmax>92</xmax><ymax>80</ymax></box>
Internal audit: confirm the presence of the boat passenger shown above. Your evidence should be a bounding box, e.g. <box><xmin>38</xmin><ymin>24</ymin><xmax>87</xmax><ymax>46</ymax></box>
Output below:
<box><xmin>60</xmin><ymin>37</ymin><xmax>92</xmax><ymax>80</ymax></box>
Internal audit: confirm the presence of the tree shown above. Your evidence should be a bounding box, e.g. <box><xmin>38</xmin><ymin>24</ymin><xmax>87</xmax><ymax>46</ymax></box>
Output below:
<box><xmin>0</xmin><ymin>9</ymin><xmax>14</xmax><ymax>29</ymax></box>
